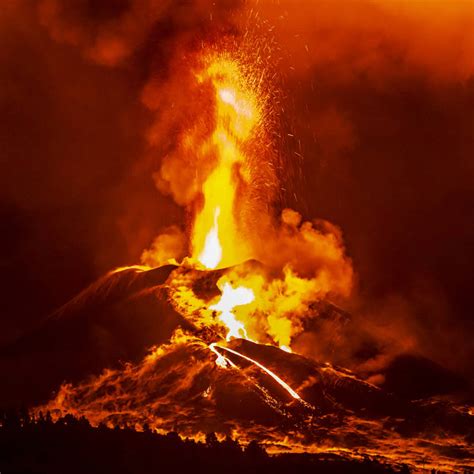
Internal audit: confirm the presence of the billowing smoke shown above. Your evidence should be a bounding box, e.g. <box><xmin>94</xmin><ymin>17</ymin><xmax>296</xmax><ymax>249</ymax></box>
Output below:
<box><xmin>258</xmin><ymin>208</ymin><xmax>353</xmax><ymax>296</ymax></box>
<box><xmin>141</xmin><ymin>225</ymin><xmax>186</xmax><ymax>267</ymax></box>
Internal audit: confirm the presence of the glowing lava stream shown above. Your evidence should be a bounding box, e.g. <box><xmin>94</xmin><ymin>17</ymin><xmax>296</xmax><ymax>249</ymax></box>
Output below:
<box><xmin>209</xmin><ymin>343</ymin><xmax>301</xmax><ymax>400</ymax></box>
<box><xmin>209</xmin><ymin>343</ymin><xmax>237</xmax><ymax>369</ymax></box>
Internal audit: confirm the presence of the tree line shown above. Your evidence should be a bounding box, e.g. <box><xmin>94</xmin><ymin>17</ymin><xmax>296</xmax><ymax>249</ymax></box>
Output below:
<box><xmin>0</xmin><ymin>409</ymin><xmax>408</xmax><ymax>473</ymax></box>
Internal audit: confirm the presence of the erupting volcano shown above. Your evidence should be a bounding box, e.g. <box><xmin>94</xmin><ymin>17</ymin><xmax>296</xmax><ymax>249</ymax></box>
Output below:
<box><xmin>2</xmin><ymin>17</ymin><xmax>474</xmax><ymax>474</ymax></box>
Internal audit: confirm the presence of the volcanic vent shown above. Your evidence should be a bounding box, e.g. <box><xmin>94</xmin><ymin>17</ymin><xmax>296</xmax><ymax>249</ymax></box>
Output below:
<box><xmin>5</xmin><ymin>44</ymin><xmax>473</xmax><ymax>472</ymax></box>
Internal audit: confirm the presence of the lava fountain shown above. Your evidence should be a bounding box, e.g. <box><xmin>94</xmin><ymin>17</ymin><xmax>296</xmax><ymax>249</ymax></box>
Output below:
<box><xmin>191</xmin><ymin>57</ymin><xmax>261</xmax><ymax>270</ymax></box>
<box><xmin>37</xmin><ymin>45</ymin><xmax>355</xmax><ymax>409</ymax></box>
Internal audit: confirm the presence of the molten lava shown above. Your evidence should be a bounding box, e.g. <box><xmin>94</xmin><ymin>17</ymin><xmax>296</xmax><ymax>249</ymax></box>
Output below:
<box><xmin>192</xmin><ymin>57</ymin><xmax>260</xmax><ymax>270</ymax></box>
<box><xmin>198</xmin><ymin>207</ymin><xmax>222</xmax><ymax>269</ymax></box>
<box><xmin>209</xmin><ymin>343</ymin><xmax>301</xmax><ymax>401</ymax></box>
<box><xmin>209</xmin><ymin>282</ymin><xmax>255</xmax><ymax>341</ymax></box>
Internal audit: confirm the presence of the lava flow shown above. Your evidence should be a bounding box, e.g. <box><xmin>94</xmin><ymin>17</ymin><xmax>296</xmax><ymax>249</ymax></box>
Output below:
<box><xmin>30</xmin><ymin>45</ymin><xmax>474</xmax><ymax>473</ymax></box>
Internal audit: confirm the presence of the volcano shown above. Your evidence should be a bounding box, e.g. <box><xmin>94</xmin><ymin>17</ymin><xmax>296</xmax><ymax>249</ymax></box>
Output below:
<box><xmin>1</xmin><ymin>35</ymin><xmax>473</xmax><ymax>474</ymax></box>
<box><xmin>1</xmin><ymin>264</ymin><xmax>473</xmax><ymax>472</ymax></box>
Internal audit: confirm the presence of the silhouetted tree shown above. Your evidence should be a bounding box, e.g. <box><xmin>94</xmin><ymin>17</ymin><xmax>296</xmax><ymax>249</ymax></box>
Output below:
<box><xmin>0</xmin><ymin>408</ymin><xmax>405</xmax><ymax>474</ymax></box>
<box><xmin>245</xmin><ymin>440</ymin><xmax>267</xmax><ymax>460</ymax></box>
<box><xmin>205</xmin><ymin>431</ymin><xmax>218</xmax><ymax>448</ymax></box>
<box><xmin>221</xmin><ymin>434</ymin><xmax>241</xmax><ymax>455</ymax></box>
<box><xmin>166</xmin><ymin>430</ymin><xmax>181</xmax><ymax>444</ymax></box>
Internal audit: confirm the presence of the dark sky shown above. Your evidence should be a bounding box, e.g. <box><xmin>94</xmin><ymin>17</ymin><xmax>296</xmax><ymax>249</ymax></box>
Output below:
<box><xmin>1</xmin><ymin>0</ymin><xmax>473</xmax><ymax>373</ymax></box>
